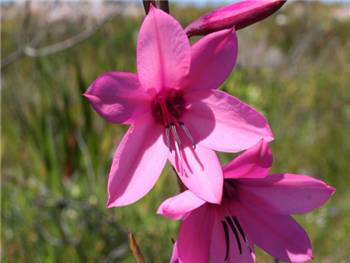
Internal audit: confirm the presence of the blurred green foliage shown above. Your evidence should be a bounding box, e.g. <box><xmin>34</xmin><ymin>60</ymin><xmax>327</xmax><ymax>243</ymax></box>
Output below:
<box><xmin>2</xmin><ymin>2</ymin><xmax>350</xmax><ymax>263</ymax></box>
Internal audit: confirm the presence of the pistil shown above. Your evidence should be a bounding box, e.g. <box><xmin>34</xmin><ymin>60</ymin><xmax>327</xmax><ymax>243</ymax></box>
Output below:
<box><xmin>159</xmin><ymin>98</ymin><xmax>172</xmax><ymax>127</ymax></box>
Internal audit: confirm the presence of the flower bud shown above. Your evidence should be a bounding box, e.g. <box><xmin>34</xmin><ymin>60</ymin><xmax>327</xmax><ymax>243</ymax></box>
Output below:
<box><xmin>185</xmin><ymin>0</ymin><xmax>286</xmax><ymax>37</ymax></box>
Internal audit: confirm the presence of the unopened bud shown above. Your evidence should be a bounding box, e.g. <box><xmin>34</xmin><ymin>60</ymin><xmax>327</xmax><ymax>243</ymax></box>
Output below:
<box><xmin>185</xmin><ymin>0</ymin><xmax>286</xmax><ymax>37</ymax></box>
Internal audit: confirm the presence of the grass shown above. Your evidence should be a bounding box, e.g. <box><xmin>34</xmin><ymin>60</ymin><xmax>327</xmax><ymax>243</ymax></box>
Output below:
<box><xmin>2</xmin><ymin>2</ymin><xmax>350</xmax><ymax>262</ymax></box>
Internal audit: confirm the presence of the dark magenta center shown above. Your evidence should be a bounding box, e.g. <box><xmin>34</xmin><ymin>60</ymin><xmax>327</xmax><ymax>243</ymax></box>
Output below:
<box><xmin>151</xmin><ymin>90</ymin><xmax>186</xmax><ymax>126</ymax></box>
<box><xmin>222</xmin><ymin>179</ymin><xmax>238</xmax><ymax>203</ymax></box>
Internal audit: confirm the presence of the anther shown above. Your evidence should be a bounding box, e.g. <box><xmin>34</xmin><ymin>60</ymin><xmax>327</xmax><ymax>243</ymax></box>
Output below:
<box><xmin>221</xmin><ymin>220</ymin><xmax>230</xmax><ymax>261</ymax></box>
<box><xmin>179</xmin><ymin>122</ymin><xmax>196</xmax><ymax>149</ymax></box>
<box><xmin>232</xmin><ymin>216</ymin><xmax>246</xmax><ymax>242</ymax></box>
<box><xmin>170</xmin><ymin>123</ymin><xmax>182</xmax><ymax>148</ymax></box>
<box><xmin>225</xmin><ymin>216</ymin><xmax>242</xmax><ymax>255</ymax></box>
<box><xmin>165</xmin><ymin>126</ymin><xmax>172</xmax><ymax>152</ymax></box>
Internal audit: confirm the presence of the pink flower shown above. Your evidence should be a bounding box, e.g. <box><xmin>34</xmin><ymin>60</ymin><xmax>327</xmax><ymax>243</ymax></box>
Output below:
<box><xmin>84</xmin><ymin>6</ymin><xmax>273</xmax><ymax>207</ymax></box>
<box><xmin>170</xmin><ymin>241</ymin><xmax>179</xmax><ymax>263</ymax></box>
<box><xmin>158</xmin><ymin>140</ymin><xmax>335</xmax><ymax>263</ymax></box>
<box><xmin>186</xmin><ymin>0</ymin><xmax>286</xmax><ymax>37</ymax></box>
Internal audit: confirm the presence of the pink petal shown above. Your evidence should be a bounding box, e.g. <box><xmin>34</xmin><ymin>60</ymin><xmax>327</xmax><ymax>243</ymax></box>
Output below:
<box><xmin>235</xmin><ymin>202</ymin><xmax>313</xmax><ymax>263</ymax></box>
<box><xmin>170</xmin><ymin>242</ymin><xmax>180</xmax><ymax>263</ymax></box>
<box><xmin>182</xmin><ymin>28</ymin><xmax>238</xmax><ymax>91</ymax></box>
<box><xmin>223</xmin><ymin>139</ymin><xmax>273</xmax><ymax>179</ymax></box>
<box><xmin>157</xmin><ymin>190</ymin><xmax>206</xmax><ymax>220</ymax></box>
<box><xmin>185</xmin><ymin>0</ymin><xmax>286</xmax><ymax>37</ymax></box>
<box><xmin>137</xmin><ymin>6</ymin><xmax>191</xmax><ymax>93</ymax></box>
<box><xmin>210</xmin><ymin>210</ymin><xmax>255</xmax><ymax>263</ymax></box>
<box><xmin>107</xmin><ymin>115</ymin><xmax>168</xmax><ymax>207</ymax></box>
<box><xmin>183</xmin><ymin>90</ymin><xmax>274</xmax><ymax>153</ymax></box>
<box><xmin>169</xmin><ymin>145</ymin><xmax>223</xmax><ymax>204</ymax></box>
<box><xmin>84</xmin><ymin>72</ymin><xmax>150</xmax><ymax>125</ymax></box>
<box><xmin>237</xmin><ymin>173</ymin><xmax>336</xmax><ymax>215</ymax></box>
<box><xmin>177</xmin><ymin>204</ymin><xmax>214</xmax><ymax>263</ymax></box>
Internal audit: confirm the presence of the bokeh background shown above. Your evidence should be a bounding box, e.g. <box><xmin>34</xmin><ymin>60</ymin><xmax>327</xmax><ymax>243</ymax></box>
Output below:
<box><xmin>2</xmin><ymin>1</ymin><xmax>350</xmax><ymax>262</ymax></box>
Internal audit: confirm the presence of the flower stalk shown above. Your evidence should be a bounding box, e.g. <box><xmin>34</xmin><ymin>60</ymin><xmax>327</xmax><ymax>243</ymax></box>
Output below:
<box><xmin>143</xmin><ymin>0</ymin><xmax>169</xmax><ymax>14</ymax></box>
<box><xmin>128</xmin><ymin>231</ymin><xmax>145</xmax><ymax>263</ymax></box>
<box><xmin>143</xmin><ymin>0</ymin><xmax>156</xmax><ymax>14</ymax></box>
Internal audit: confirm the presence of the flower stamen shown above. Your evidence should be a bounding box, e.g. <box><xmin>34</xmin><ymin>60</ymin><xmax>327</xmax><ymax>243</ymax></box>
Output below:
<box><xmin>221</xmin><ymin>214</ymin><xmax>248</xmax><ymax>260</ymax></box>
<box><xmin>170</xmin><ymin>123</ymin><xmax>183</xmax><ymax>149</ymax></box>
<box><xmin>165</xmin><ymin>125</ymin><xmax>172</xmax><ymax>152</ymax></box>
<box><xmin>179</xmin><ymin>122</ymin><xmax>196</xmax><ymax>149</ymax></box>
<box><xmin>225</xmin><ymin>216</ymin><xmax>242</xmax><ymax>255</ymax></box>
<box><xmin>152</xmin><ymin>90</ymin><xmax>196</xmax><ymax>153</ymax></box>
<box><xmin>232</xmin><ymin>216</ymin><xmax>246</xmax><ymax>242</ymax></box>
<box><xmin>221</xmin><ymin>220</ymin><xmax>230</xmax><ymax>261</ymax></box>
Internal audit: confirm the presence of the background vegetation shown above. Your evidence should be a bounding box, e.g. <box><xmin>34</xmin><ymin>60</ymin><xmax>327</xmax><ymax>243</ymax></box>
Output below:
<box><xmin>2</xmin><ymin>1</ymin><xmax>350</xmax><ymax>262</ymax></box>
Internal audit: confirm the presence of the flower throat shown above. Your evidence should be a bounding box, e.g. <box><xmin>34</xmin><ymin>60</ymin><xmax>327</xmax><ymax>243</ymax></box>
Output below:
<box><xmin>151</xmin><ymin>89</ymin><xmax>196</xmax><ymax>152</ymax></box>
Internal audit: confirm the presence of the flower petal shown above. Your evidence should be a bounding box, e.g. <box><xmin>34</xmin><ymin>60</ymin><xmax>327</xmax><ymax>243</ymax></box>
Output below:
<box><xmin>237</xmin><ymin>173</ymin><xmax>336</xmax><ymax>214</ymax></box>
<box><xmin>169</xmin><ymin>145</ymin><xmax>223</xmax><ymax>204</ymax></box>
<box><xmin>235</xmin><ymin>202</ymin><xmax>313</xmax><ymax>263</ymax></box>
<box><xmin>157</xmin><ymin>190</ymin><xmax>206</xmax><ymax>220</ymax></box>
<box><xmin>223</xmin><ymin>139</ymin><xmax>273</xmax><ymax>179</ymax></box>
<box><xmin>183</xmin><ymin>28</ymin><xmax>238</xmax><ymax>92</ymax></box>
<box><xmin>137</xmin><ymin>6</ymin><xmax>191</xmax><ymax>93</ymax></box>
<box><xmin>210</xmin><ymin>210</ymin><xmax>255</xmax><ymax>263</ymax></box>
<box><xmin>185</xmin><ymin>0</ymin><xmax>286</xmax><ymax>37</ymax></box>
<box><xmin>177</xmin><ymin>204</ymin><xmax>214</xmax><ymax>263</ymax></box>
<box><xmin>170</xmin><ymin>242</ymin><xmax>180</xmax><ymax>263</ymax></box>
<box><xmin>107</xmin><ymin>115</ymin><xmax>168</xmax><ymax>207</ymax></box>
<box><xmin>84</xmin><ymin>72</ymin><xmax>150</xmax><ymax>125</ymax></box>
<box><xmin>183</xmin><ymin>90</ymin><xmax>274</xmax><ymax>153</ymax></box>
